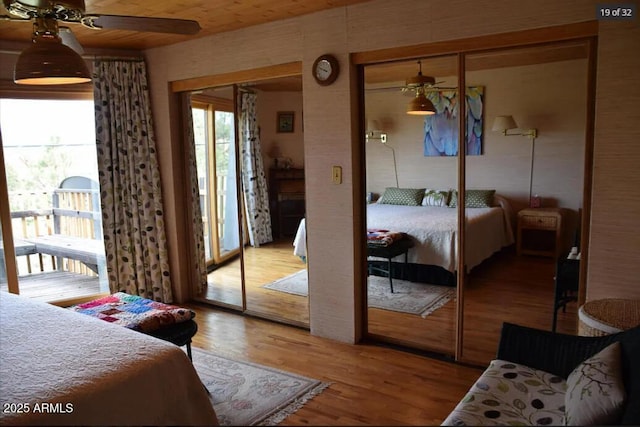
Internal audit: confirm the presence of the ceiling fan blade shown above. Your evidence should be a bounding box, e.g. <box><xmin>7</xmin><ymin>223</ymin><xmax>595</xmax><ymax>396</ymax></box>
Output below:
<box><xmin>81</xmin><ymin>14</ymin><xmax>201</xmax><ymax>35</ymax></box>
<box><xmin>59</xmin><ymin>26</ymin><xmax>84</xmax><ymax>54</ymax></box>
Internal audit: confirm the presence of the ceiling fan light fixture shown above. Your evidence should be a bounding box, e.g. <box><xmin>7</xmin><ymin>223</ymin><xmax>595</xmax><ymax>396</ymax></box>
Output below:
<box><xmin>407</xmin><ymin>92</ymin><xmax>436</xmax><ymax>115</ymax></box>
<box><xmin>14</xmin><ymin>34</ymin><xmax>91</xmax><ymax>85</ymax></box>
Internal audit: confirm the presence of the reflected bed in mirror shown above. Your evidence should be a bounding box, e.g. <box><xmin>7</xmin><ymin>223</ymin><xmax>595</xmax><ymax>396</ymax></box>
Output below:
<box><xmin>367</xmin><ymin>192</ymin><xmax>514</xmax><ymax>285</ymax></box>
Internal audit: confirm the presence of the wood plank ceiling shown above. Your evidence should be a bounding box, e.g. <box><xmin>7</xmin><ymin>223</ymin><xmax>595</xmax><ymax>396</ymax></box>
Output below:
<box><xmin>0</xmin><ymin>0</ymin><xmax>371</xmax><ymax>50</ymax></box>
<box><xmin>0</xmin><ymin>1</ymin><xmax>588</xmax><ymax>92</ymax></box>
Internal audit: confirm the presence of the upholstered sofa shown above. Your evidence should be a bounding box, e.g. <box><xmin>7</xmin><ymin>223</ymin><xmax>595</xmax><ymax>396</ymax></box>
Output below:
<box><xmin>442</xmin><ymin>322</ymin><xmax>640</xmax><ymax>426</ymax></box>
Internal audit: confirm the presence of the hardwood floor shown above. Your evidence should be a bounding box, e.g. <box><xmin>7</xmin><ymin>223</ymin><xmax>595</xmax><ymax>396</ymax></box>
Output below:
<box><xmin>185</xmin><ymin>303</ymin><xmax>483</xmax><ymax>426</ymax></box>
<box><xmin>359</xmin><ymin>248</ymin><xmax>577</xmax><ymax>364</ymax></box>
<box><xmin>200</xmin><ymin>239</ymin><xmax>310</xmax><ymax>326</ymax></box>
<box><xmin>7</xmin><ymin>239</ymin><xmax>577</xmax><ymax>368</ymax></box>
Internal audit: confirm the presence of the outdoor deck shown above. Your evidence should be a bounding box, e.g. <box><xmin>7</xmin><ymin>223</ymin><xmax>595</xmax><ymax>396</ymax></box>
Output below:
<box><xmin>1</xmin><ymin>271</ymin><xmax>102</xmax><ymax>302</ymax></box>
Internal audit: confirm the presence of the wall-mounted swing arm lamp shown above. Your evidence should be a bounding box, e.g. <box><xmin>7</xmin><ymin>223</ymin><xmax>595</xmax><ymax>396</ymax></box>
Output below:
<box><xmin>491</xmin><ymin>115</ymin><xmax>537</xmax><ymax>138</ymax></box>
<box><xmin>365</xmin><ymin>119</ymin><xmax>387</xmax><ymax>143</ymax></box>
<box><xmin>365</xmin><ymin>119</ymin><xmax>398</xmax><ymax>187</ymax></box>
<box><xmin>492</xmin><ymin>115</ymin><xmax>539</xmax><ymax>205</ymax></box>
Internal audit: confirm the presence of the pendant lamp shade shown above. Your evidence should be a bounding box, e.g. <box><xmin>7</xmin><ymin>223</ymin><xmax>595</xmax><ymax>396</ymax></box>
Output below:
<box><xmin>14</xmin><ymin>36</ymin><xmax>91</xmax><ymax>85</ymax></box>
<box><xmin>407</xmin><ymin>92</ymin><xmax>436</xmax><ymax>115</ymax></box>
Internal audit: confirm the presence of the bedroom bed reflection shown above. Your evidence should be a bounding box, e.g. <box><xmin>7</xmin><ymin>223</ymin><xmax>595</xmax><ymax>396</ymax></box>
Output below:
<box><xmin>364</xmin><ymin>55</ymin><xmax>460</xmax><ymax>355</ymax></box>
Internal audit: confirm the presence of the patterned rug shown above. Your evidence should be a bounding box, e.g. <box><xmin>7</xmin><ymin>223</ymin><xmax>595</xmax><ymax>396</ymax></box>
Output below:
<box><xmin>192</xmin><ymin>348</ymin><xmax>330</xmax><ymax>426</ymax></box>
<box><xmin>262</xmin><ymin>269</ymin><xmax>454</xmax><ymax>317</ymax></box>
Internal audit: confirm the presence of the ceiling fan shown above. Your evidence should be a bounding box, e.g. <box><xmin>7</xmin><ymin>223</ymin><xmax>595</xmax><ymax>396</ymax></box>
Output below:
<box><xmin>1</xmin><ymin>0</ymin><xmax>201</xmax><ymax>84</ymax></box>
<box><xmin>366</xmin><ymin>60</ymin><xmax>456</xmax><ymax>95</ymax></box>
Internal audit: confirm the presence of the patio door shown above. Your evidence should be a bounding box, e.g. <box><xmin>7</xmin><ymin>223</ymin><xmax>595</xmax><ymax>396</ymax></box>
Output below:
<box><xmin>192</xmin><ymin>98</ymin><xmax>240</xmax><ymax>267</ymax></box>
<box><xmin>0</xmin><ymin>97</ymin><xmax>110</xmax><ymax>305</ymax></box>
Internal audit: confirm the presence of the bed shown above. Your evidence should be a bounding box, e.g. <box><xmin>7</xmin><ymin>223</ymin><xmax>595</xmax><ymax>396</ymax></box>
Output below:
<box><xmin>366</xmin><ymin>193</ymin><xmax>515</xmax><ymax>283</ymax></box>
<box><xmin>292</xmin><ymin>192</ymin><xmax>514</xmax><ymax>285</ymax></box>
<box><xmin>0</xmin><ymin>292</ymin><xmax>218</xmax><ymax>426</ymax></box>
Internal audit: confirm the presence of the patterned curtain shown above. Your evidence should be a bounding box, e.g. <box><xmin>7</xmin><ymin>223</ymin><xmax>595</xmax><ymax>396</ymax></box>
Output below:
<box><xmin>238</xmin><ymin>92</ymin><xmax>272</xmax><ymax>247</ymax></box>
<box><xmin>181</xmin><ymin>92</ymin><xmax>208</xmax><ymax>296</ymax></box>
<box><xmin>92</xmin><ymin>59</ymin><xmax>173</xmax><ymax>302</ymax></box>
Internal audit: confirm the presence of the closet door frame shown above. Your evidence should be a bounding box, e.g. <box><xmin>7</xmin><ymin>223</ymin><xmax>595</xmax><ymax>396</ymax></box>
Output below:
<box><xmin>353</xmin><ymin>21</ymin><xmax>598</xmax><ymax>363</ymax></box>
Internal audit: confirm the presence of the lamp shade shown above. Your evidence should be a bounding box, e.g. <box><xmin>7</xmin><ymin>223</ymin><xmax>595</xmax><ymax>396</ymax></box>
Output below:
<box><xmin>15</xmin><ymin>37</ymin><xmax>91</xmax><ymax>85</ymax></box>
<box><xmin>491</xmin><ymin>115</ymin><xmax>518</xmax><ymax>132</ymax></box>
<box><xmin>406</xmin><ymin>93</ymin><xmax>436</xmax><ymax>115</ymax></box>
<box><xmin>367</xmin><ymin>119</ymin><xmax>381</xmax><ymax>132</ymax></box>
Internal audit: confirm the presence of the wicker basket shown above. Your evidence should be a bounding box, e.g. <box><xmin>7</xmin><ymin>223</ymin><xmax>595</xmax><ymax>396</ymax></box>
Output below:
<box><xmin>578</xmin><ymin>298</ymin><xmax>640</xmax><ymax>336</ymax></box>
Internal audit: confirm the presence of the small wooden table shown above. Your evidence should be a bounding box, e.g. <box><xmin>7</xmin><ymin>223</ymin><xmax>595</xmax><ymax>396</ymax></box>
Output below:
<box><xmin>24</xmin><ymin>234</ymin><xmax>106</xmax><ymax>275</ymax></box>
<box><xmin>517</xmin><ymin>208</ymin><xmax>563</xmax><ymax>258</ymax></box>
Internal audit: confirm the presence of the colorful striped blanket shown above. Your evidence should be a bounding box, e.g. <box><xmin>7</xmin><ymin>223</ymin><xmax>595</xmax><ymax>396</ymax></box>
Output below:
<box><xmin>367</xmin><ymin>229</ymin><xmax>406</xmax><ymax>247</ymax></box>
<box><xmin>70</xmin><ymin>292</ymin><xmax>194</xmax><ymax>333</ymax></box>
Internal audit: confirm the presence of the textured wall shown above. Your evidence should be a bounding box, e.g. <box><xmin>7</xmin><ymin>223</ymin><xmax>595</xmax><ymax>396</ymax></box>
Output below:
<box><xmin>138</xmin><ymin>0</ymin><xmax>640</xmax><ymax>342</ymax></box>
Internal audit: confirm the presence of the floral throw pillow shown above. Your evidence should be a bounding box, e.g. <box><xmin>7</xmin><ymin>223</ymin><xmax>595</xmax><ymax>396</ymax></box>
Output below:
<box><xmin>565</xmin><ymin>342</ymin><xmax>626</xmax><ymax>426</ymax></box>
<box><xmin>421</xmin><ymin>189</ymin><xmax>451</xmax><ymax>207</ymax></box>
<box><xmin>377</xmin><ymin>187</ymin><xmax>425</xmax><ymax>206</ymax></box>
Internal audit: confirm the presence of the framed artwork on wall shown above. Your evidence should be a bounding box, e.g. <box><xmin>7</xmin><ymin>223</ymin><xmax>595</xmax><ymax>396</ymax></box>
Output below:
<box><xmin>277</xmin><ymin>111</ymin><xmax>295</xmax><ymax>133</ymax></box>
<box><xmin>423</xmin><ymin>86</ymin><xmax>484</xmax><ymax>156</ymax></box>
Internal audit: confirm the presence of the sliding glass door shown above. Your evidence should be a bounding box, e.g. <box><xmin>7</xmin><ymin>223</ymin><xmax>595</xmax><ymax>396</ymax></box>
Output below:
<box><xmin>192</xmin><ymin>99</ymin><xmax>240</xmax><ymax>266</ymax></box>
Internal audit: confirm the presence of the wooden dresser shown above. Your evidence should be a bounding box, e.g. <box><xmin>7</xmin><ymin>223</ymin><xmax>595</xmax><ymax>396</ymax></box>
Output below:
<box><xmin>269</xmin><ymin>168</ymin><xmax>305</xmax><ymax>238</ymax></box>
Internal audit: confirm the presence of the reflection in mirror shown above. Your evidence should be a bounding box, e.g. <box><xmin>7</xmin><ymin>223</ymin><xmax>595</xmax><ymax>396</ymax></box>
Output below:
<box><xmin>192</xmin><ymin>86</ymin><xmax>243</xmax><ymax>309</ymax></box>
<box><xmin>364</xmin><ymin>55</ymin><xmax>458</xmax><ymax>355</ymax></box>
<box><xmin>462</xmin><ymin>41</ymin><xmax>589</xmax><ymax>365</ymax></box>
<box><xmin>190</xmin><ymin>76</ymin><xmax>309</xmax><ymax>327</ymax></box>
<box><xmin>240</xmin><ymin>77</ymin><xmax>309</xmax><ymax>328</ymax></box>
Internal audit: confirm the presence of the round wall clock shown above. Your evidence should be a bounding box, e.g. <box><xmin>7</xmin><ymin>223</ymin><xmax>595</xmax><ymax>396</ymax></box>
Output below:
<box><xmin>312</xmin><ymin>54</ymin><xmax>339</xmax><ymax>86</ymax></box>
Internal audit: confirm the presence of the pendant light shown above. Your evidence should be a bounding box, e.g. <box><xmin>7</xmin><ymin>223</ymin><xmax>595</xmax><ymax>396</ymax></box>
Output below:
<box><xmin>14</xmin><ymin>18</ymin><xmax>91</xmax><ymax>85</ymax></box>
<box><xmin>405</xmin><ymin>61</ymin><xmax>436</xmax><ymax>115</ymax></box>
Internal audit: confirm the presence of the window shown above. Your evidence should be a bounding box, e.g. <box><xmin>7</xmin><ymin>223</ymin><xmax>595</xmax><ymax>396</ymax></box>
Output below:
<box><xmin>0</xmin><ymin>98</ymin><xmax>109</xmax><ymax>304</ymax></box>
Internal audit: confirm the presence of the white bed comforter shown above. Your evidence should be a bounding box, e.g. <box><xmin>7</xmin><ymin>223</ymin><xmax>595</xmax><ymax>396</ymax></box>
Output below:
<box><xmin>0</xmin><ymin>292</ymin><xmax>218</xmax><ymax>426</ymax></box>
<box><xmin>367</xmin><ymin>203</ymin><xmax>514</xmax><ymax>273</ymax></box>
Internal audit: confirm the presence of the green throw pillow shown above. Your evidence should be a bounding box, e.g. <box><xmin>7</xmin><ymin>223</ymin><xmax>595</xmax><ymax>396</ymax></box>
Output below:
<box><xmin>421</xmin><ymin>189</ymin><xmax>451</xmax><ymax>207</ymax></box>
<box><xmin>448</xmin><ymin>189</ymin><xmax>495</xmax><ymax>208</ymax></box>
<box><xmin>565</xmin><ymin>342</ymin><xmax>626</xmax><ymax>426</ymax></box>
<box><xmin>378</xmin><ymin>187</ymin><xmax>425</xmax><ymax>206</ymax></box>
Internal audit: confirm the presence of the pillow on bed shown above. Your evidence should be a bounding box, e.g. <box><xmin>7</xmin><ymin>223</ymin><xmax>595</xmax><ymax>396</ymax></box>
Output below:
<box><xmin>378</xmin><ymin>187</ymin><xmax>425</xmax><ymax>206</ymax></box>
<box><xmin>421</xmin><ymin>189</ymin><xmax>451</xmax><ymax>207</ymax></box>
<box><xmin>448</xmin><ymin>189</ymin><xmax>495</xmax><ymax>208</ymax></box>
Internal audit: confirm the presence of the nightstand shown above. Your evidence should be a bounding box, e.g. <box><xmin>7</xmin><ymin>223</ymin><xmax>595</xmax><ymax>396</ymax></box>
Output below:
<box><xmin>517</xmin><ymin>208</ymin><xmax>563</xmax><ymax>258</ymax></box>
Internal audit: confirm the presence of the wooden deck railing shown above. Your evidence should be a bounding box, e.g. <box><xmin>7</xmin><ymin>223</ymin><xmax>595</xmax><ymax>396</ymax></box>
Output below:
<box><xmin>7</xmin><ymin>188</ymin><xmax>102</xmax><ymax>277</ymax></box>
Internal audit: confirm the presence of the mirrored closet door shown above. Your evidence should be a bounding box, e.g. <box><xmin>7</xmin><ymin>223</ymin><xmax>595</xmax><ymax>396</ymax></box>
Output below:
<box><xmin>461</xmin><ymin>41</ymin><xmax>591</xmax><ymax>365</ymax></box>
<box><xmin>189</xmin><ymin>74</ymin><xmax>309</xmax><ymax>328</ymax></box>
<box><xmin>239</xmin><ymin>77</ymin><xmax>309</xmax><ymax>327</ymax></box>
<box><xmin>191</xmin><ymin>86</ymin><xmax>244</xmax><ymax>310</ymax></box>
<box><xmin>363</xmin><ymin>54</ymin><xmax>459</xmax><ymax>355</ymax></box>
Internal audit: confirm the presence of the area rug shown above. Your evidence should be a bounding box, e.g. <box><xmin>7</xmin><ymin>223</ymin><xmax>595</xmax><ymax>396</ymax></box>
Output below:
<box><xmin>262</xmin><ymin>269</ymin><xmax>454</xmax><ymax>317</ymax></box>
<box><xmin>191</xmin><ymin>348</ymin><xmax>330</xmax><ymax>426</ymax></box>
